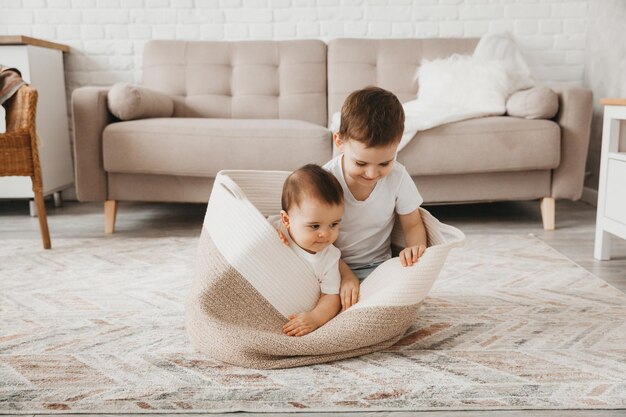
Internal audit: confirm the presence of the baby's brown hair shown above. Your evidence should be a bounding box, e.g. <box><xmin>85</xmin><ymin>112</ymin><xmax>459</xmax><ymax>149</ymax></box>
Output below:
<box><xmin>281</xmin><ymin>164</ymin><xmax>344</xmax><ymax>212</ymax></box>
<box><xmin>339</xmin><ymin>86</ymin><xmax>405</xmax><ymax>148</ymax></box>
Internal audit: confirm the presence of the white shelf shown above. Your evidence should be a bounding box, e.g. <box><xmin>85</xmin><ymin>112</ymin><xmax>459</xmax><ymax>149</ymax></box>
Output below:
<box><xmin>608</xmin><ymin>152</ymin><xmax>626</xmax><ymax>162</ymax></box>
<box><xmin>594</xmin><ymin>101</ymin><xmax>626</xmax><ymax>260</ymax></box>
<box><xmin>0</xmin><ymin>39</ymin><xmax>74</xmax><ymax>199</ymax></box>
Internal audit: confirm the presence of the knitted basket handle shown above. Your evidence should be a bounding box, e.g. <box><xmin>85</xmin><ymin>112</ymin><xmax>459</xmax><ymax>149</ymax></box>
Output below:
<box><xmin>434</xmin><ymin>220</ymin><xmax>466</xmax><ymax>249</ymax></box>
<box><xmin>217</xmin><ymin>173</ymin><xmax>245</xmax><ymax>200</ymax></box>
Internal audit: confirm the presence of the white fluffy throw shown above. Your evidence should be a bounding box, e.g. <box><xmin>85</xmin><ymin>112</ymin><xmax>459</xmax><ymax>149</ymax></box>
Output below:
<box><xmin>329</xmin><ymin>32</ymin><xmax>535</xmax><ymax>152</ymax></box>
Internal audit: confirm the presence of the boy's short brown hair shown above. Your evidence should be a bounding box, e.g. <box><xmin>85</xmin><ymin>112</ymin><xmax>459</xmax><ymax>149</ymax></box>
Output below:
<box><xmin>281</xmin><ymin>164</ymin><xmax>344</xmax><ymax>212</ymax></box>
<box><xmin>339</xmin><ymin>86</ymin><xmax>405</xmax><ymax>148</ymax></box>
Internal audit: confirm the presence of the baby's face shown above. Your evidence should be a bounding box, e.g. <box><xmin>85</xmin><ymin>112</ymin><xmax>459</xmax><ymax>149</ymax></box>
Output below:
<box><xmin>337</xmin><ymin>138</ymin><xmax>397</xmax><ymax>188</ymax></box>
<box><xmin>282</xmin><ymin>200</ymin><xmax>343</xmax><ymax>254</ymax></box>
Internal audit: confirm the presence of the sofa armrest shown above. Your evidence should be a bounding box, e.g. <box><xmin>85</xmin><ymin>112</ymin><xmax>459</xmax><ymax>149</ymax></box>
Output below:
<box><xmin>550</xmin><ymin>86</ymin><xmax>593</xmax><ymax>200</ymax></box>
<box><xmin>71</xmin><ymin>86</ymin><xmax>116</xmax><ymax>201</ymax></box>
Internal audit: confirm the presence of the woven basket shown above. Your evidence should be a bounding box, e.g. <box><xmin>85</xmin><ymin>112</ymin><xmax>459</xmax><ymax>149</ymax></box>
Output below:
<box><xmin>186</xmin><ymin>170</ymin><xmax>465</xmax><ymax>369</ymax></box>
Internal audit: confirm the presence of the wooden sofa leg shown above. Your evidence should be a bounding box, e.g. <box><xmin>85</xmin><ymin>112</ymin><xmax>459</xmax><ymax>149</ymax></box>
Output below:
<box><xmin>540</xmin><ymin>197</ymin><xmax>555</xmax><ymax>231</ymax></box>
<box><xmin>104</xmin><ymin>200</ymin><xmax>118</xmax><ymax>234</ymax></box>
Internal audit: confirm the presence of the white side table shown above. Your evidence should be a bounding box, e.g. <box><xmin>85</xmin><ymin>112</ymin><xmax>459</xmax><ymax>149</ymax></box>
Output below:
<box><xmin>0</xmin><ymin>36</ymin><xmax>73</xmax><ymax>214</ymax></box>
<box><xmin>594</xmin><ymin>98</ymin><xmax>626</xmax><ymax>260</ymax></box>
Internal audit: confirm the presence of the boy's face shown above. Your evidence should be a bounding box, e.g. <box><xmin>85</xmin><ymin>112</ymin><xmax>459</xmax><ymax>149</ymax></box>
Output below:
<box><xmin>334</xmin><ymin>134</ymin><xmax>398</xmax><ymax>188</ymax></box>
<box><xmin>281</xmin><ymin>199</ymin><xmax>343</xmax><ymax>254</ymax></box>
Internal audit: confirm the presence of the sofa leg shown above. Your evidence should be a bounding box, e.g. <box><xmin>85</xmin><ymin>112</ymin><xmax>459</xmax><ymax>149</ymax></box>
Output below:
<box><xmin>540</xmin><ymin>197</ymin><xmax>555</xmax><ymax>231</ymax></box>
<box><xmin>104</xmin><ymin>200</ymin><xmax>118</xmax><ymax>234</ymax></box>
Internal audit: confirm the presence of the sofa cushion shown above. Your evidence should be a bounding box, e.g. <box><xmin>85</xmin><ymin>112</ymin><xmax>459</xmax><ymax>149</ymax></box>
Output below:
<box><xmin>397</xmin><ymin>116</ymin><xmax>560</xmax><ymax>176</ymax></box>
<box><xmin>142</xmin><ymin>40</ymin><xmax>328</xmax><ymax>126</ymax></box>
<box><xmin>506</xmin><ymin>86</ymin><xmax>559</xmax><ymax>119</ymax></box>
<box><xmin>107</xmin><ymin>82</ymin><xmax>174</xmax><ymax>121</ymax></box>
<box><xmin>103</xmin><ymin>118</ymin><xmax>331</xmax><ymax>177</ymax></box>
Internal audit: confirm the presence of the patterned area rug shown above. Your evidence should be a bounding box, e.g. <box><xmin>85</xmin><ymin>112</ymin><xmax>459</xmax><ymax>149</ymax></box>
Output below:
<box><xmin>1</xmin><ymin>234</ymin><xmax>625</xmax><ymax>413</ymax></box>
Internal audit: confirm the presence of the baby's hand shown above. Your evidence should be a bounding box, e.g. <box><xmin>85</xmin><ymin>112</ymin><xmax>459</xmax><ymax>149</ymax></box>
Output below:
<box><xmin>399</xmin><ymin>244</ymin><xmax>427</xmax><ymax>267</ymax></box>
<box><xmin>340</xmin><ymin>275</ymin><xmax>360</xmax><ymax>312</ymax></box>
<box><xmin>282</xmin><ymin>312</ymin><xmax>320</xmax><ymax>337</ymax></box>
<box><xmin>275</xmin><ymin>228</ymin><xmax>289</xmax><ymax>246</ymax></box>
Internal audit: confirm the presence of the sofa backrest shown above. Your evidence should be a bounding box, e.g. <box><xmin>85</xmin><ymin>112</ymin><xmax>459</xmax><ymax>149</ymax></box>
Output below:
<box><xmin>327</xmin><ymin>38</ymin><xmax>479</xmax><ymax>119</ymax></box>
<box><xmin>142</xmin><ymin>40</ymin><xmax>328</xmax><ymax>126</ymax></box>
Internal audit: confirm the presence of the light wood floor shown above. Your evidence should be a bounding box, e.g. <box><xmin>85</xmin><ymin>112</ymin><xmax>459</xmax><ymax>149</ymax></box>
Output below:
<box><xmin>1</xmin><ymin>198</ymin><xmax>625</xmax><ymax>417</ymax></box>
<box><xmin>2</xmin><ymin>198</ymin><xmax>624</xmax><ymax>291</ymax></box>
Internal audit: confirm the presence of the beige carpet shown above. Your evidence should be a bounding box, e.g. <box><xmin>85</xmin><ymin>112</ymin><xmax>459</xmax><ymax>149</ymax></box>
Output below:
<box><xmin>1</xmin><ymin>234</ymin><xmax>625</xmax><ymax>413</ymax></box>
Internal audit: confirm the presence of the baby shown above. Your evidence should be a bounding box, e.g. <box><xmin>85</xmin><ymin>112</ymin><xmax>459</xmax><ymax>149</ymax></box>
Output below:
<box><xmin>268</xmin><ymin>164</ymin><xmax>344</xmax><ymax>337</ymax></box>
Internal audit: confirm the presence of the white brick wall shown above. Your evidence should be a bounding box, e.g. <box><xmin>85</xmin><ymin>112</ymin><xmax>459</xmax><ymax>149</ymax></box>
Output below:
<box><xmin>0</xmin><ymin>0</ymin><xmax>589</xmax><ymax>92</ymax></box>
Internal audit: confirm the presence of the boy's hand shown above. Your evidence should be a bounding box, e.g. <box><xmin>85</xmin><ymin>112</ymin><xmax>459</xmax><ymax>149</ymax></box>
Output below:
<box><xmin>282</xmin><ymin>312</ymin><xmax>320</xmax><ymax>337</ymax></box>
<box><xmin>275</xmin><ymin>228</ymin><xmax>289</xmax><ymax>246</ymax></box>
<box><xmin>340</xmin><ymin>275</ymin><xmax>360</xmax><ymax>311</ymax></box>
<box><xmin>399</xmin><ymin>244</ymin><xmax>427</xmax><ymax>267</ymax></box>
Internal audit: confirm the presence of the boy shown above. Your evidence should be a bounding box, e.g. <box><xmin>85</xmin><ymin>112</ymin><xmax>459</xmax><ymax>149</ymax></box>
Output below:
<box><xmin>324</xmin><ymin>86</ymin><xmax>428</xmax><ymax>311</ymax></box>
<box><xmin>268</xmin><ymin>164</ymin><xmax>344</xmax><ymax>337</ymax></box>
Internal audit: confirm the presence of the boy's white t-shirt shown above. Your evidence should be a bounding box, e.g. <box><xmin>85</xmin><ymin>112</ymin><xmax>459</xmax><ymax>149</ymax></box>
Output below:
<box><xmin>323</xmin><ymin>155</ymin><xmax>423</xmax><ymax>268</ymax></box>
<box><xmin>268</xmin><ymin>215</ymin><xmax>341</xmax><ymax>295</ymax></box>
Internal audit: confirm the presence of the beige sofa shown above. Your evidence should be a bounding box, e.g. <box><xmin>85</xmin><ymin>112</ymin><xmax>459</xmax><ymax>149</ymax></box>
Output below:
<box><xmin>72</xmin><ymin>38</ymin><xmax>593</xmax><ymax>233</ymax></box>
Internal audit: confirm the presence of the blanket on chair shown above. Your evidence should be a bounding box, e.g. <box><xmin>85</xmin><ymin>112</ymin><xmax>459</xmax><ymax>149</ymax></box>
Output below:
<box><xmin>0</xmin><ymin>65</ymin><xmax>25</xmax><ymax>105</ymax></box>
<box><xmin>186</xmin><ymin>170</ymin><xmax>465</xmax><ymax>369</ymax></box>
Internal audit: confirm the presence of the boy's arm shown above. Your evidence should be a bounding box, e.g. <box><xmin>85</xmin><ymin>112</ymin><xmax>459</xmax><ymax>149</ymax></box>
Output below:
<box><xmin>398</xmin><ymin>208</ymin><xmax>428</xmax><ymax>267</ymax></box>
<box><xmin>339</xmin><ymin>259</ymin><xmax>360</xmax><ymax>311</ymax></box>
<box><xmin>282</xmin><ymin>294</ymin><xmax>341</xmax><ymax>337</ymax></box>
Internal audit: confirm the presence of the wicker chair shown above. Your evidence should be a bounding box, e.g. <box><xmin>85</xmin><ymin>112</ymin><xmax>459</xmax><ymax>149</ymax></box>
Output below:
<box><xmin>0</xmin><ymin>85</ymin><xmax>51</xmax><ymax>249</ymax></box>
